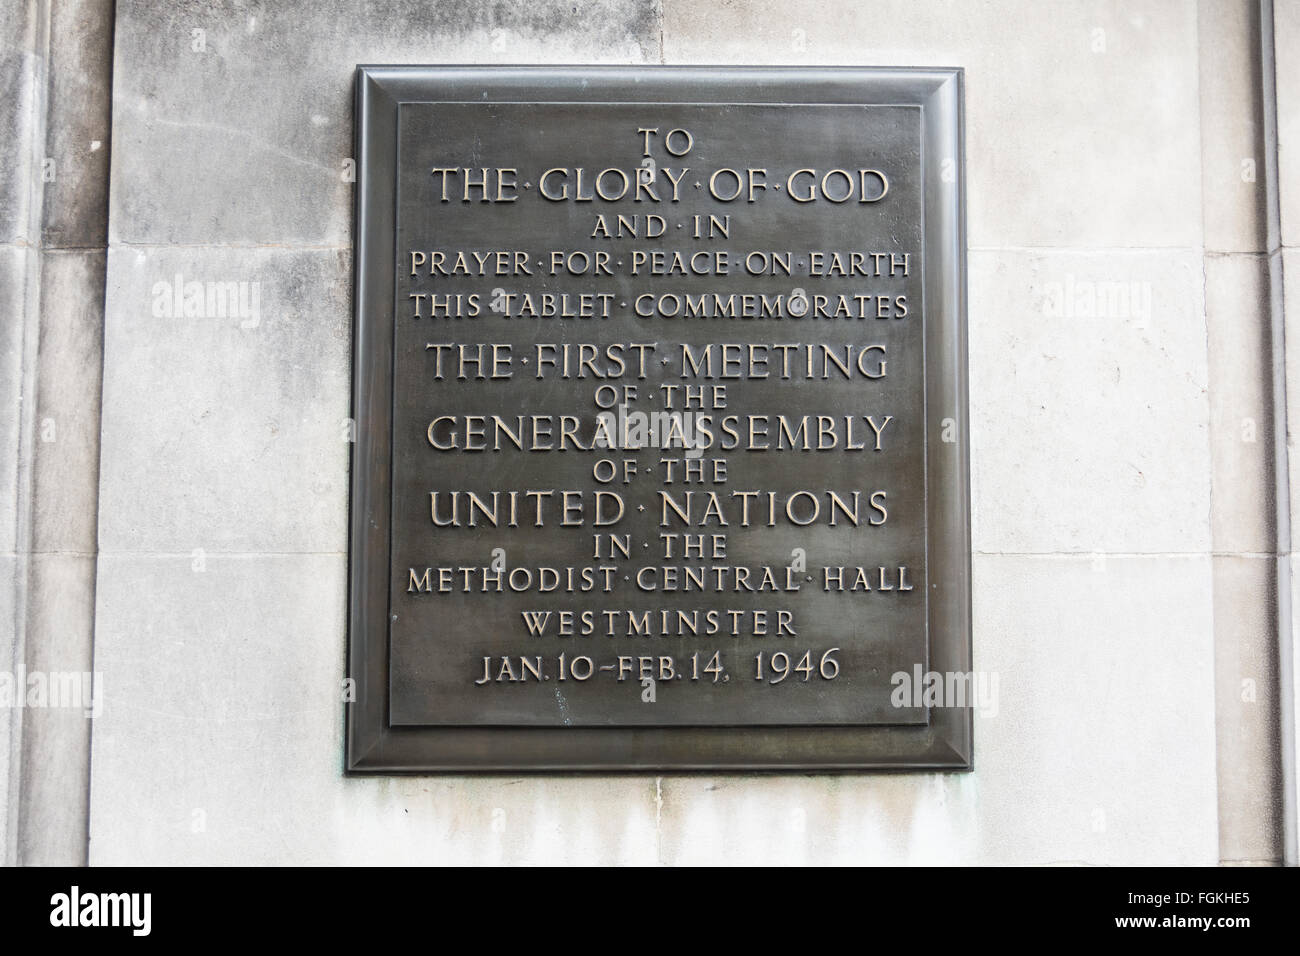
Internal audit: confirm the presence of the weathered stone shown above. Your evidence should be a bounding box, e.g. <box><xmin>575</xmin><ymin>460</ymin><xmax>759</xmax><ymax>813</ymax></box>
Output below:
<box><xmin>108</xmin><ymin>0</ymin><xmax>660</xmax><ymax>245</ymax></box>
<box><xmin>969</xmin><ymin>247</ymin><xmax>1209</xmax><ymax>555</ymax></box>
<box><xmin>662</xmin><ymin>0</ymin><xmax>1203</xmax><ymax>249</ymax></box>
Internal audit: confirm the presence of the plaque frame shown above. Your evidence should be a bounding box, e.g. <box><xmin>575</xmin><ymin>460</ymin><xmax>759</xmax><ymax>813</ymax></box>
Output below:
<box><xmin>347</xmin><ymin>66</ymin><xmax>971</xmax><ymax>772</ymax></box>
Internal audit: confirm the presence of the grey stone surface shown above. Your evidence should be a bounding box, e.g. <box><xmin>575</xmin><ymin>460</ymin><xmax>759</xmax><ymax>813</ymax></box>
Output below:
<box><xmin>98</xmin><ymin>245</ymin><xmax>351</xmax><ymax>554</ymax></box>
<box><xmin>4</xmin><ymin>0</ymin><xmax>117</xmax><ymax>869</ymax></box>
<box><xmin>1276</xmin><ymin>0</ymin><xmax>1300</xmax><ymax>249</ymax></box>
<box><xmin>1286</xmin><ymin>541</ymin><xmax>1300</xmax><ymax>865</ymax></box>
<box><xmin>31</xmin><ymin>249</ymin><xmax>103</xmax><ymax>556</ymax></box>
<box><xmin>17</xmin><ymin>551</ymin><xmax>94</xmax><ymax>865</ymax></box>
<box><xmin>0</xmin><ymin>553</ymin><xmax>17</xmax><ymax>864</ymax></box>
<box><xmin>0</xmin><ymin>0</ymin><xmax>38</xmax><ymax>865</ymax></box>
<box><xmin>81</xmin><ymin>0</ymin><xmax>1258</xmax><ymax>864</ymax></box>
<box><xmin>1213</xmin><ymin>554</ymin><xmax>1282</xmax><ymax>863</ymax></box>
<box><xmin>1198</xmin><ymin>0</ymin><xmax>1267</xmax><ymax>254</ymax></box>
<box><xmin>968</xmin><ymin>247</ymin><xmax>1210</xmax><ymax>555</ymax></box>
<box><xmin>1262</xmin><ymin>1</ymin><xmax>1298</xmax><ymax>861</ymax></box>
<box><xmin>1199</xmin><ymin>6</ymin><xmax>1286</xmax><ymax>859</ymax></box>
<box><xmin>1205</xmin><ymin>252</ymin><xmax>1274</xmax><ymax>555</ymax></box>
<box><xmin>1285</xmin><ymin>248</ymin><xmax>1300</xmax><ymax>558</ymax></box>
<box><xmin>87</xmin><ymin>552</ymin><xmax>660</xmax><ymax>864</ymax></box>
<box><xmin>658</xmin><ymin>554</ymin><xmax>1219</xmax><ymax>865</ymax></box>
<box><xmin>662</xmin><ymin>0</ymin><xmax>1204</xmax><ymax>250</ymax></box>
<box><xmin>1284</xmin><ymin>243</ymin><xmax>1300</xmax><ymax>864</ymax></box>
<box><xmin>40</xmin><ymin>0</ymin><xmax>114</xmax><ymax>248</ymax></box>
<box><xmin>108</xmin><ymin>0</ymin><xmax>660</xmax><ymax>246</ymax></box>
<box><xmin>0</xmin><ymin>244</ymin><xmax>29</xmax><ymax>557</ymax></box>
<box><xmin>965</xmin><ymin>552</ymin><xmax>1214</xmax><ymax>866</ymax></box>
<box><xmin>16</xmin><ymin>244</ymin><xmax>108</xmax><ymax>866</ymax></box>
<box><xmin>0</xmin><ymin>0</ymin><xmax>38</xmax><ymax>245</ymax></box>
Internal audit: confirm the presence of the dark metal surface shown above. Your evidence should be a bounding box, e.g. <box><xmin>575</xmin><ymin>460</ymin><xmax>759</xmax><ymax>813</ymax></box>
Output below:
<box><xmin>348</xmin><ymin>66</ymin><xmax>970</xmax><ymax>771</ymax></box>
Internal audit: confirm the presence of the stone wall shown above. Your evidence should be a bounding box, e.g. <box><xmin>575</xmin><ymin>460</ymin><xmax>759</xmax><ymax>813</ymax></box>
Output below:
<box><xmin>2</xmin><ymin>0</ymin><xmax>1294</xmax><ymax>865</ymax></box>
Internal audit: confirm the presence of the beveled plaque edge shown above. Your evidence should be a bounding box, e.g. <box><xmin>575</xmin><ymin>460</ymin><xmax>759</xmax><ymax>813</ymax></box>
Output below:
<box><xmin>346</xmin><ymin>65</ymin><xmax>971</xmax><ymax>773</ymax></box>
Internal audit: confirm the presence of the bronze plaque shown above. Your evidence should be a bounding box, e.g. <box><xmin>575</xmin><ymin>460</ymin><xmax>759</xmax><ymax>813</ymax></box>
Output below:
<box><xmin>348</xmin><ymin>67</ymin><xmax>970</xmax><ymax>771</ymax></box>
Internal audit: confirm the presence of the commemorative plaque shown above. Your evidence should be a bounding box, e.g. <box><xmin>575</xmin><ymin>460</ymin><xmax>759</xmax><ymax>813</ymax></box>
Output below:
<box><xmin>347</xmin><ymin>67</ymin><xmax>970</xmax><ymax>771</ymax></box>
